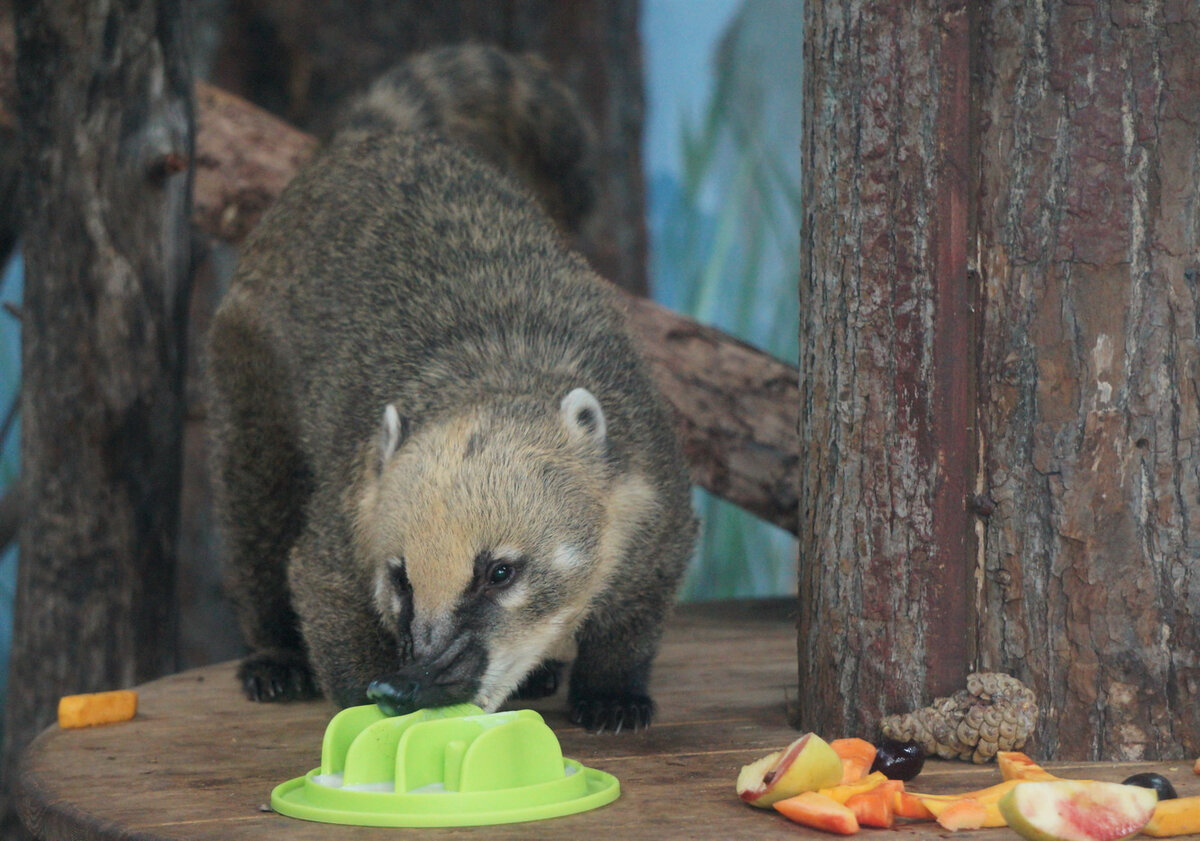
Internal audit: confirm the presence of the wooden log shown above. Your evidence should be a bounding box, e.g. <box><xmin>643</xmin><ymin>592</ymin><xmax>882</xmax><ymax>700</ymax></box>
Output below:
<box><xmin>974</xmin><ymin>0</ymin><xmax>1200</xmax><ymax>761</ymax></box>
<box><xmin>796</xmin><ymin>0</ymin><xmax>975</xmax><ymax>739</ymax></box>
<box><xmin>0</xmin><ymin>1</ymin><xmax>193</xmax><ymax>838</ymax></box>
<box><xmin>190</xmin><ymin>81</ymin><xmax>800</xmax><ymax>535</ymax></box>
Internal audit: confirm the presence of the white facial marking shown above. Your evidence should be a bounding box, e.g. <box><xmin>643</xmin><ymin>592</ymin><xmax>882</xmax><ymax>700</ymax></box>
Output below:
<box><xmin>551</xmin><ymin>543</ymin><xmax>586</xmax><ymax>571</ymax></box>
<box><xmin>473</xmin><ymin>609</ymin><xmax>581</xmax><ymax>712</ymax></box>
<box><xmin>373</xmin><ymin>557</ymin><xmax>405</xmax><ymax>619</ymax></box>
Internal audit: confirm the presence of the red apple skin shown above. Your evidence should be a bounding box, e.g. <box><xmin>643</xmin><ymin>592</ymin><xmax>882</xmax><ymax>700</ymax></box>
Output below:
<box><xmin>737</xmin><ymin>733</ymin><xmax>844</xmax><ymax>808</ymax></box>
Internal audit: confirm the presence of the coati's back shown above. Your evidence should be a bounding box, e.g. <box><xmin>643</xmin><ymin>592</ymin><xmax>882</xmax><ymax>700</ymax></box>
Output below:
<box><xmin>233</xmin><ymin>131</ymin><xmax>651</xmax><ymax>477</ymax></box>
<box><xmin>208</xmin><ymin>45</ymin><xmax>695</xmax><ymax>732</ymax></box>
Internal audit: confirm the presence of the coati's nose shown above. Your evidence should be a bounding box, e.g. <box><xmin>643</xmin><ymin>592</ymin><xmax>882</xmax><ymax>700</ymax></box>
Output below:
<box><xmin>366</xmin><ymin>678</ymin><xmax>421</xmax><ymax>716</ymax></box>
<box><xmin>366</xmin><ymin>636</ymin><xmax>486</xmax><ymax>716</ymax></box>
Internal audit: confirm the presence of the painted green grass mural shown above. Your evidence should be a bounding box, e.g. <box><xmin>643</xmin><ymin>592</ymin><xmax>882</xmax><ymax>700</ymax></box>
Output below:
<box><xmin>0</xmin><ymin>253</ymin><xmax>21</xmax><ymax>741</ymax></box>
<box><xmin>646</xmin><ymin>0</ymin><xmax>802</xmax><ymax>601</ymax></box>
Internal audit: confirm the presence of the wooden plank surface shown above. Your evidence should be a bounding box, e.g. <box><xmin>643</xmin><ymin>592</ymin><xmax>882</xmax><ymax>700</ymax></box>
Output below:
<box><xmin>15</xmin><ymin>599</ymin><xmax>1200</xmax><ymax>840</ymax></box>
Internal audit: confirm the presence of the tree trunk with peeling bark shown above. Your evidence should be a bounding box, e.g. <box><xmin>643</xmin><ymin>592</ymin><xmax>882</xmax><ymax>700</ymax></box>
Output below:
<box><xmin>0</xmin><ymin>2</ymin><xmax>193</xmax><ymax>838</ymax></box>
<box><xmin>800</xmin><ymin>0</ymin><xmax>1200</xmax><ymax>761</ymax></box>
<box><xmin>797</xmin><ymin>0</ymin><xmax>975</xmax><ymax>741</ymax></box>
<box><xmin>974</xmin><ymin>0</ymin><xmax>1200</xmax><ymax>762</ymax></box>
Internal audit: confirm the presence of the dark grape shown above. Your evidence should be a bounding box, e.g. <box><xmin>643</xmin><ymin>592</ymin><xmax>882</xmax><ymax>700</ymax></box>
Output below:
<box><xmin>1122</xmin><ymin>772</ymin><xmax>1177</xmax><ymax>801</ymax></box>
<box><xmin>870</xmin><ymin>738</ymin><xmax>926</xmax><ymax>781</ymax></box>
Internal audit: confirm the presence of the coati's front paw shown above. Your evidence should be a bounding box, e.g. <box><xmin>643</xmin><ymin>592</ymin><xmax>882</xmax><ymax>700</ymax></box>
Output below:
<box><xmin>568</xmin><ymin>692</ymin><xmax>655</xmax><ymax>733</ymax></box>
<box><xmin>513</xmin><ymin>660</ymin><xmax>563</xmax><ymax>700</ymax></box>
<box><xmin>238</xmin><ymin>650</ymin><xmax>319</xmax><ymax>702</ymax></box>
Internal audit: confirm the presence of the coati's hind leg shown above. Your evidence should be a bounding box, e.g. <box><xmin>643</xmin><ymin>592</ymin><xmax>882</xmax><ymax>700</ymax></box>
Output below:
<box><xmin>207</xmin><ymin>305</ymin><xmax>317</xmax><ymax>702</ymax></box>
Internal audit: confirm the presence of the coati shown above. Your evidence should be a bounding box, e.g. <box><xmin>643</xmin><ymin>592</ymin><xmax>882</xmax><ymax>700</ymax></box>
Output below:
<box><xmin>206</xmin><ymin>45</ymin><xmax>697</xmax><ymax>732</ymax></box>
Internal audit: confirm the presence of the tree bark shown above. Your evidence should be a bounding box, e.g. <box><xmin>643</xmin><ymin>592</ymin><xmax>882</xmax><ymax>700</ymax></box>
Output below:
<box><xmin>796</xmin><ymin>0</ymin><xmax>975</xmax><ymax>739</ymax></box>
<box><xmin>189</xmin><ymin>82</ymin><xmax>799</xmax><ymax>534</ymax></box>
<box><xmin>210</xmin><ymin>0</ymin><xmax>649</xmax><ymax>294</ymax></box>
<box><xmin>0</xmin><ymin>2</ymin><xmax>18</xmax><ymax>269</ymax></box>
<box><xmin>974</xmin><ymin>0</ymin><xmax>1200</xmax><ymax>761</ymax></box>
<box><xmin>802</xmin><ymin>0</ymin><xmax>1200</xmax><ymax>761</ymax></box>
<box><xmin>0</xmin><ymin>2</ymin><xmax>193</xmax><ymax>838</ymax></box>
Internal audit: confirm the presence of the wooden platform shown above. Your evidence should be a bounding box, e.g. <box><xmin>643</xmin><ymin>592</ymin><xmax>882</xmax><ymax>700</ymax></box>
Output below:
<box><xmin>15</xmin><ymin>599</ymin><xmax>1200</xmax><ymax>840</ymax></box>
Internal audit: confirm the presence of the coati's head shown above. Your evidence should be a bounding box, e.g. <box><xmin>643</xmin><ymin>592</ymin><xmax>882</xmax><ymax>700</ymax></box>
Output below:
<box><xmin>352</xmin><ymin>387</ymin><xmax>657</xmax><ymax>714</ymax></box>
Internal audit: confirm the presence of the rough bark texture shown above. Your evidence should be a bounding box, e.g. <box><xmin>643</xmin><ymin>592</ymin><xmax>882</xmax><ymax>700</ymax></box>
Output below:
<box><xmin>0</xmin><ymin>2</ymin><xmax>193</xmax><ymax>839</ymax></box>
<box><xmin>189</xmin><ymin>82</ymin><xmax>799</xmax><ymax>535</ymax></box>
<box><xmin>802</xmin><ymin>0</ymin><xmax>1200</xmax><ymax>760</ymax></box>
<box><xmin>0</xmin><ymin>1</ymin><xmax>17</xmax><ymax>269</ymax></box>
<box><xmin>797</xmin><ymin>0</ymin><xmax>976</xmax><ymax>738</ymax></box>
<box><xmin>210</xmin><ymin>0</ymin><xmax>649</xmax><ymax>294</ymax></box>
<box><xmin>974</xmin><ymin>0</ymin><xmax>1200</xmax><ymax>761</ymax></box>
<box><xmin>622</xmin><ymin>292</ymin><xmax>799</xmax><ymax>532</ymax></box>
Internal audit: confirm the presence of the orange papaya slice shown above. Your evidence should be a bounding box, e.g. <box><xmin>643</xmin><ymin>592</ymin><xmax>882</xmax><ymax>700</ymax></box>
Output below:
<box><xmin>774</xmin><ymin>791</ymin><xmax>861</xmax><ymax>835</ymax></box>
<box><xmin>845</xmin><ymin>789</ymin><xmax>894</xmax><ymax>828</ymax></box>
<box><xmin>1143</xmin><ymin>795</ymin><xmax>1200</xmax><ymax>838</ymax></box>
<box><xmin>830</xmin><ymin>738</ymin><xmax>877</xmax><ymax>785</ymax></box>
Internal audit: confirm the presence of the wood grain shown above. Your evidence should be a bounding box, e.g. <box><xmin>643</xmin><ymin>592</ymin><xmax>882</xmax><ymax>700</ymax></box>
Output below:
<box><xmin>15</xmin><ymin>601</ymin><xmax>1200</xmax><ymax>840</ymax></box>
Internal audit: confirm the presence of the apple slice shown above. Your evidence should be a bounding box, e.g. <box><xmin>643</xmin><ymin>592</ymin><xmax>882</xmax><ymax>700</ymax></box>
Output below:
<box><xmin>999</xmin><ymin>780</ymin><xmax>1157</xmax><ymax>841</ymax></box>
<box><xmin>737</xmin><ymin>733</ymin><xmax>845</xmax><ymax>808</ymax></box>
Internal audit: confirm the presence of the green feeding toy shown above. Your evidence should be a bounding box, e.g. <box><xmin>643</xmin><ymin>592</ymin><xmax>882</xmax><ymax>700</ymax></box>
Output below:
<box><xmin>271</xmin><ymin>703</ymin><xmax>620</xmax><ymax>827</ymax></box>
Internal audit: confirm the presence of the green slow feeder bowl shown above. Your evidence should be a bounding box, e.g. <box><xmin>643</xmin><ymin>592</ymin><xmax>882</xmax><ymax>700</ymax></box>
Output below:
<box><xmin>271</xmin><ymin>703</ymin><xmax>620</xmax><ymax>827</ymax></box>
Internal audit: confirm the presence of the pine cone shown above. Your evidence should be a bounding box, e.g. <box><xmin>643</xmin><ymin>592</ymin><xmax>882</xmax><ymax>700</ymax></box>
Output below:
<box><xmin>879</xmin><ymin>672</ymin><xmax>1038</xmax><ymax>764</ymax></box>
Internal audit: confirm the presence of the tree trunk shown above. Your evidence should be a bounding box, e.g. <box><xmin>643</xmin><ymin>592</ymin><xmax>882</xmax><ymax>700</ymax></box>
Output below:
<box><xmin>801</xmin><ymin>0</ymin><xmax>1200</xmax><ymax>761</ymax></box>
<box><xmin>796</xmin><ymin>0</ymin><xmax>975</xmax><ymax>739</ymax></box>
<box><xmin>0</xmin><ymin>1</ymin><xmax>193</xmax><ymax>837</ymax></box>
<box><xmin>974</xmin><ymin>0</ymin><xmax>1200</xmax><ymax>761</ymax></box>
<box><xmin>210</xmin><ymin>0</ymin><xmax>649</xmax><ymax>294</ymax></box>
<box><xmin>0</xmin><ymin>1</ymin><xmax>17</xmax><ymax>270</ymax></box>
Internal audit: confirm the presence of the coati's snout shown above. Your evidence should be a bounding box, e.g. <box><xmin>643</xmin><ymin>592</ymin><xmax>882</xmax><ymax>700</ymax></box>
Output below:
<box><xmin>366</xmin><ymin>632</ymin><xmax>488</xmax><ymax>716</ymax></box>
<box><xmin>365</xmin><ymin>552</ymin><xmax>512</xmax><ymax>715</ymax></box>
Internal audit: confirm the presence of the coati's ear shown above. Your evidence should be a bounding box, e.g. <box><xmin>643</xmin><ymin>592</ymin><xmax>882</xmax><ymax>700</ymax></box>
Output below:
<box><xmin>377</xmin><ymin>403</ymin><xmax>410</xmax><ymax>469</ymax></box>
<box><xmin>560</xmin><ymin>387</ymin><xmax>606</xmax><ymax>449</ymax></box>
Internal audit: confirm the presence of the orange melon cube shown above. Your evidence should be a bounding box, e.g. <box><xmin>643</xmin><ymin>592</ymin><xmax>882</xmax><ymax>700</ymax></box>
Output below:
<box><xmin>57</xmin><ymin>690</ymin><xmax>138</xmax><ymax>729</ymax></box>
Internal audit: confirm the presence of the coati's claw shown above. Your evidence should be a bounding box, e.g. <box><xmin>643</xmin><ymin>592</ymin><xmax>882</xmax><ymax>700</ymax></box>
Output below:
<box><xmin>569</xmin><ymin>694</ymin><xmax>655</xmax><ymax>733</ymax></box>
<box><xmin>513</xmin><ymin>661</ymin><xmax>563</xmax><ymax>700</ymax></box>
<box><xmin>238</xmin><ymin>650</ymin><xmax>319</xmax><ymax>702</ymax></box>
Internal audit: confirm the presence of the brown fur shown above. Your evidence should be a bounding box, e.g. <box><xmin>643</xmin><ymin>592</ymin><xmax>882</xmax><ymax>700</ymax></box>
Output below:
<box><xmin>206</xmin><ymin>46</ymin><xmax>695</xmax><ymax>731</ymax></box>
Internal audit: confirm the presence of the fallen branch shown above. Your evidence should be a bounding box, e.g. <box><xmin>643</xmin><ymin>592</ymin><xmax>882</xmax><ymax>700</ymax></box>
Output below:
<box><xmin>192</xmin><ymin>82</ymin><xmax>800</xmax><ymax>534</ymax></box>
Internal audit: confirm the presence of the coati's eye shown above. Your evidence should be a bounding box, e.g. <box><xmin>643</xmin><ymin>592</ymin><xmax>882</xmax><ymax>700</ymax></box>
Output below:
<box><xmin>473</xmin><ymin>551</ymin><xmax>522</xmax><ymax>592</ymax></box>
<box><xmin>486</xmin><ymin>561</ymin><xmax>517</xmax><ymax>588</ymax></box>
